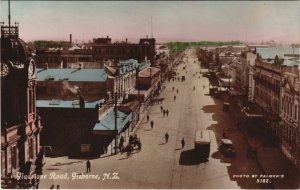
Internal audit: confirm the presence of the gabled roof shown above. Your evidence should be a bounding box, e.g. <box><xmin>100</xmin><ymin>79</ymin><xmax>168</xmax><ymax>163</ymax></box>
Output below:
<box><xmin>138</xmin><ymin>67</ymin><xmax>160</xmax><ymax>77</ymax></box>
<box><xmin>36</xmin><ymin>68</ymin><xmax>107</xmax><ymax>82</ymax></box>
<box><xmin>104</xmin><ymin>65</ymin><xmax>117</xmax><ymax>76</ymax></box>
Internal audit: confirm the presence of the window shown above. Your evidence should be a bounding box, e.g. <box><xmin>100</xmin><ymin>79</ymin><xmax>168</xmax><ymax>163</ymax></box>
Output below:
<box><xmin>1</xmin><ymin>150</ymin><xmax>6</xmax><ymax>176</ymax></box>
<box><xmin>11</xmin><ymin>145</ymin><xmax>17</xmax><ymax>169</ymax></box>
<box><xmin>29</xmin><ymin>138</ymin><xmax>34</xmax><ymax>159</ymax></box>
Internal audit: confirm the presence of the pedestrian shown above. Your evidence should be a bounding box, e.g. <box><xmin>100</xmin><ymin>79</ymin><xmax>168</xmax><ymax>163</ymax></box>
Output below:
<box><xmin>56</xmin><ymin>185</ymin><xmax>60</xmax><ymax>189</ymax></box>
<box><xmin>150</xmin><ymin>120</ymin><xmax>154</xmax><ymax>129</ymax></box>
<box><xmin>86</xmin><ymin>160</ymin><xmax>91</xmax><ymax>173</ymax></box>
<box><xmin>174</xmin><ymin>95</ymin><xmax>176</xmax><ymax>101</ymax></box>
<box><xmin>103</xmin><ymin>140</ymin><xmax>108</xmax><ymax>154</ymax></box>
<box><xmin>163</xmin><ymin>109</ymin><xmax>165</xmax><ymax>117</ymax></box>
<box><xmin>193</xmin><ymin>86</ymin><xmax>195</xmax><ymax>90</ymax></box>
<box><xmin>172</xmin><ymin>86</ymin><xmax>175</xmax><ymax>91</ymax></box>
<box><xmin>160</xmin><ymin>106</ymin><xmax>163</xmax><ymax>113</ymax></box>
<box><xmin>181</xmin><ymin>138</ymin><xmax>185</xmax><ymax>149</ymax></box>
<box><xmin>50</xmin><ymin>185</ymin><xmax>55</xmax><ymax>189</ymax></box>
<box><xmin>120</xmin><ymin>136</ymin><xmax>124</xmax><ymax>145</ymax></box>
<box><xmin>165</xmin><ymin>132</ymin><xmax>169</xmax><ymax>143</ymax></box>
<box><xmin>166</xmin><ymin>109</ymin><xmax>169</xmax><ymax>117</ymax></box>
<box><xmin>176</xmin><ymin>89</ymin><xmax>179</xmax><ymax>94</ymax></box>
<box><xmin>147</xmin><ymin>115</ymin><xmax>149</xmax><ymax>122</ymax></box>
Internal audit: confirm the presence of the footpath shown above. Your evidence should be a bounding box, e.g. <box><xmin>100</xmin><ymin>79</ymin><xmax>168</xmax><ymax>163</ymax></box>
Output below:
<box><xmin>228</xmin><ymin>96</ymin><xmax>300</xmax><ymax>189</ymax></box>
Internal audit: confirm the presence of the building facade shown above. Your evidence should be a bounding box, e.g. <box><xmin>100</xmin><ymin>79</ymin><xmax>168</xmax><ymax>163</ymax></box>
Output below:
<box><xmin>1</xmin><ymin>22</ymin><xmax>42</xmax><ymax>181</ymax></box>
<box><xmin>35</xmin><ymin>36</ymin><xmax>156</xmax><ymax>68</ymax></box>
<box><xmin>280</xmin><ymin>68</ymin><xmax>299</xmax><ymax>166</ymax></box>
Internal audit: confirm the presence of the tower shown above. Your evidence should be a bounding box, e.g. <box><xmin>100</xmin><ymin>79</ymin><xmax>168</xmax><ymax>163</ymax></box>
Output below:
<box><xmin>1</xmin><ymin>0</ymin><xmax>42</xmax><ymax>186</ymax></box>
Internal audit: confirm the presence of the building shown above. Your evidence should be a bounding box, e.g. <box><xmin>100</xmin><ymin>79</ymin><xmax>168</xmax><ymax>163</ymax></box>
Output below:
<box><xmin>105</xmin><ymin>59</ymin><xmax>150</xmax><ymax>101</ymax></box>
<box><xmin>253</xmin><ymin>55</ymin><xmax>282</xmax><ymax>132</ymax></box>
<box><xmin>280</xmin><ymin>67</ymin><xmax>299</xmax><ymax>166</ymax></box>
<box><xmin>35</xmin><ymin>36</ymin><xmax>156</xmax><ymax>68</ymax></box>
<box><xmin>92</xmin><ymin>37</ymin><xmax>156</xmax><ymax>65</ymax></box>
<box><xmin>1</xmin><ymin>21</ymin><xmax>42</xmax><ymax>184</ymax></box>
<box><xmin>37</xmin><ymin>99</ymin><xmax>106</xmax><ymax>157</ymax></box>
<box><xmin>36</xmin><ymin>68</ymin><xmax>108</xmax><ymax>101</ymax></box>
<box><xmin>35</xmin><ymin>68</ymin><xmax>109</xmax><ymax>156</ymax></box>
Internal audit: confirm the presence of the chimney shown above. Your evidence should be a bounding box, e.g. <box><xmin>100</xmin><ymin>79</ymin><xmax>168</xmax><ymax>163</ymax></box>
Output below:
<box><xmin>79</xmin><ymin>96</ymin><xmax>85</xmax><ymax>108</ymax></box>
<box><xmin>107</xmin><ymin>36</ymin><xmax>109</xmax><ymax>39</ymax></box>
<box><xmin>126</xmin><ymin>38</ymin><xmax>128</xmax><ymax>44</ymax></box>
<box><xmin>70</xmin><ymin>34</ymin><xmax>72</xmax><ymax>47</ymax></box>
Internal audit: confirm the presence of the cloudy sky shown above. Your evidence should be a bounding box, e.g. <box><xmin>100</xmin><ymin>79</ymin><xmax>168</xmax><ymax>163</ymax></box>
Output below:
<box><xmin>0</xmin><ymin>1</ymin><xmax>299</xmax><ymax>44</ymax></box>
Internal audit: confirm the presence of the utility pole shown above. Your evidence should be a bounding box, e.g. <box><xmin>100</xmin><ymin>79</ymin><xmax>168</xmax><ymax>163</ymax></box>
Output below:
<box><xmin>151</xmin><ymin>16</ymin><xmax>153</xmax><ymax>38</ymax></box>
<box><xmin>8</xmin><ymin>0</ymin><xmax>11</xmax><ymax>35</ymax></box>
<box><xmin>114</xmin><ymin>92</ymin><xmax>118</xmax><ymax>154</ymax></box>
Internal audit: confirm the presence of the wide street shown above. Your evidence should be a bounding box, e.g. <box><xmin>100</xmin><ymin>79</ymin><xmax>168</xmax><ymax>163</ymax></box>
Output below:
<box><xmin>40</xmin><ymin>48</ymin><xmax>276</xmax><ymax>189</ymax></box>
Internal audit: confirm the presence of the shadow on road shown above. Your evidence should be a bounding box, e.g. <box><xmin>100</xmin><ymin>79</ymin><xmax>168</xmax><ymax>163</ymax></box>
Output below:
<box><xmin>179</xmin><ymin>149</ymin><xmax>208</xmax><ymax>165</ymax></box>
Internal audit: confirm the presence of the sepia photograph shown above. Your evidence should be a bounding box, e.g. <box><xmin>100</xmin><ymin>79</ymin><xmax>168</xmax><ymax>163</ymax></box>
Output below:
<box><xmin>1</xmin><ymin>0</ymin><xmax>300</xmax><ymax>189</ymax></box>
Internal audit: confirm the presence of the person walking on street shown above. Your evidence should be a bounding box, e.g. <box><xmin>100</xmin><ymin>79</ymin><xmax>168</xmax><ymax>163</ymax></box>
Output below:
<box><xmin>172</xmin><ymin>86</ymin><xmax>175</xmax><ymax>91</ymax></box>
<box><xmin>103</xmin><ymin>140</ymin><xmax>108</xmax><ymax>154</ymax></box>
<box><xmin>160</xmin><ymin>106</ymin><xmax>163</xmax><ymax>113</ymax></box>
<box><xmin>163</xmin><ymin>110</ymin><xmax>165</xmax><ymax>117</ymax></box>
<box><xmin>147</xmin><ymin>115</ymin><xmax>149</xmax><ymax>122</ymax></box>
<box><xmin>174</xmin><ymin>95</ymin><xmax>176</xmax><ymax>101</ymax></box>
<box><xmin>165</xmin><ymin>133</ymin><xmax>169</xmax><ymax>143</ymax></box>
<box><xmin>176</xmin><ymin>89</ymin><xmax>179</xmax><ymax>94</ymax></box>
<box><xmin>181</xmin><ymin>138</ymin><xmax>185</xmax><ymax>149</ymax></box>
<box><xmin>166</xmin><ymin>110</ymin><xmax>169</xmax><ymax>117</ymax></box>
<box><xmin>50</xmin><ymin>185</ymin><xmax>55</xmax><ymax>189</ymax></box>
<box><xmin>86</xmin><ymin>160</ymin><xmax>91</xmax><ymax>173</ymax></box>
<box><xmin>57</xmin><ymin>185</ymin><xmax>60</xmax><ymax>189</ymax></box>
<box><xmin>150</xmin><ymin>120</ymin><xmax>154</xmax><ymax>129</ymax></box>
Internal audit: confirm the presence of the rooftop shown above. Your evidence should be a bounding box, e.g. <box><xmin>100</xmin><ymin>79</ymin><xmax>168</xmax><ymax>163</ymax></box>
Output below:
<box><xmin>93</xmin><ymin>108</ymin><xmax>132</xmax><ymax>132</ymax></box>
<box><xmin>37</xmin><ymin>99</ymin><xmax>105</xmax><ymax>108</ymax></box>
<box><xmin>36</xmin><ymin>68</ymin><xmax>107</xmax><ymax>82</ymax></box>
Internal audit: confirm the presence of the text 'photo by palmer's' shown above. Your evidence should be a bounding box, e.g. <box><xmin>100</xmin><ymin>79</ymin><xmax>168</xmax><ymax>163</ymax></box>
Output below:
<box><xmin>0</xmin><ymin>0</ymin><xmax>300</xmax><ymax>189</ymax></box>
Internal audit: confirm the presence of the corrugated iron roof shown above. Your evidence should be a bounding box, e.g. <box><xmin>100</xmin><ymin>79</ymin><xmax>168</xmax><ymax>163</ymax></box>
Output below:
<box><xmin>36</xmin><ymin>68</ymin><xmax>107</xmax><ymax>82</ymax></box>
<box><xmin>37</xmin><ymin>99</ymin><xmax>105</xmax><ymax>108</ymax></box>
<box><xmin>93</xmin><ymin>109</ymin><xmax>132</xmax><ymax>132</ymax></box>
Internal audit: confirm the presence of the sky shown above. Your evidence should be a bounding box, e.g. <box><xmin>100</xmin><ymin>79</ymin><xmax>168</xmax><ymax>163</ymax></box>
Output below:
<box><xmin>0</xmin><ymin>1</ymin><xmax>299</xmax><ymax>44</ymax></box>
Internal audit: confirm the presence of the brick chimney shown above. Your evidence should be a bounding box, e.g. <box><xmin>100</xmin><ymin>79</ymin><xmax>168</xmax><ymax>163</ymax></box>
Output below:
<box><xmin>79</xmin><ymin>96</ymin><xmax>85</xmax><ymax>108</ymax></box>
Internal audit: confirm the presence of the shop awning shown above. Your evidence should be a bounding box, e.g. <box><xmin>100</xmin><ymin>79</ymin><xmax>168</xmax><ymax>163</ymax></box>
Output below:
<box><xmin>93</xmin><ymin>108</ymin><xmax>132</xmax><ymax>135</ymax></box>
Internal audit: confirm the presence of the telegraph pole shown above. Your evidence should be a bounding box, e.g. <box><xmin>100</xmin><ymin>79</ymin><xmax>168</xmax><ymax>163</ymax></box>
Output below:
<box><xmin>8</xmin><ymin>0</ymin><xmax>11</xmax><ymax>34</ymax></box>
<box><xmin>114</xmin><ymin>92</ymin><xmax>118</xmax><ymax>154</ymax></box>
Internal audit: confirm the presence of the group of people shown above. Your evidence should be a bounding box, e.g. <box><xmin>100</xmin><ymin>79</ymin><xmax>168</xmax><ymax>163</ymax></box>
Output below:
<box><xmin>50</xmin><ymin>185</ymin><xmax>60</xmax><ymax>189</ymax></box>
<box><xmin>160</xmin><ymin>106</ymin><xmax>170</xmax><ymax>117</ymax></box>
<box><xmin>164</xmin><ymin>132</ymin><xmax>185</xmax><ymax>149</ymax></box>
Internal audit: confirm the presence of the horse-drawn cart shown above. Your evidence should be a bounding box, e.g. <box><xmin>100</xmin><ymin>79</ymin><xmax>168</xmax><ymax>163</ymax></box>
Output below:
<box><xmin>122</xmin><ymin>136</ymin><xmax>142</xmax><ymax>157</ymax></box>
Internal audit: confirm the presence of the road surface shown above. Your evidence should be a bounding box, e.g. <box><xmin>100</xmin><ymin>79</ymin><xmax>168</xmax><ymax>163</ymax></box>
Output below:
<box><xmin>39</xmin><ymin>48</ymin><xmax>273</xmax><ymax>189</ymax></box>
